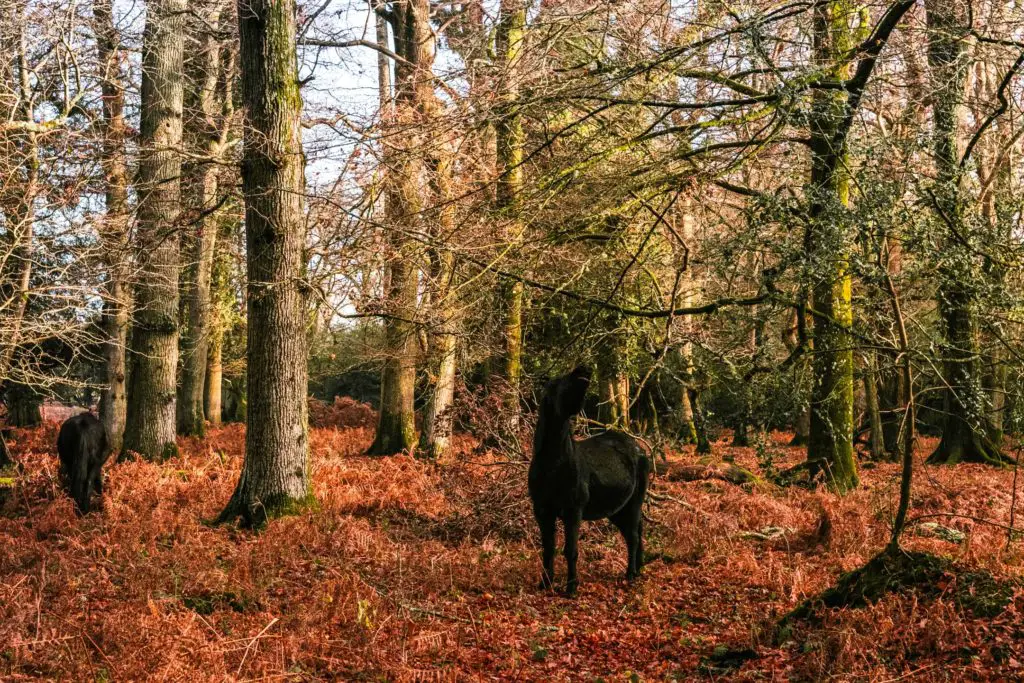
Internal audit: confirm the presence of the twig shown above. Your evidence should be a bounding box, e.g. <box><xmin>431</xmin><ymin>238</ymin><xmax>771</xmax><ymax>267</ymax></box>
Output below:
<box><xmin>236</xmin><ymin>617</ymin><xmax>279</xmax><ymax>678</ymax></box>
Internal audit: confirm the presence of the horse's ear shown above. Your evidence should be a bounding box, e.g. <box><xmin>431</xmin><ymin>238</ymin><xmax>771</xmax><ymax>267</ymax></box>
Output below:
<box><xmin>558</xmin><ymin>366</ymin><xmax>591</xmax><ymax>416</ymax></box>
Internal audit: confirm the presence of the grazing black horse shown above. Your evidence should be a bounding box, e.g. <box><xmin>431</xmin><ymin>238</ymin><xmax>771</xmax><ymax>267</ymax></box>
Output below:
<box><xmin>56</xmin><ymin>412</ymin><xmax>111</xmax><ymax>514</ymax></box>
<box><xmin>528</xmin><ymin>366</ymin><xmax>650</xmax><ymax>596</ymax></box>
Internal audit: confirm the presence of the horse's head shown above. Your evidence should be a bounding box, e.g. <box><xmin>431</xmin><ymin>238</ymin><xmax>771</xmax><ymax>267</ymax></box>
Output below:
<box><xmin>542</xmin><ymin>365</ymin><xmax>591</xmax><ymax>422</ymax></box>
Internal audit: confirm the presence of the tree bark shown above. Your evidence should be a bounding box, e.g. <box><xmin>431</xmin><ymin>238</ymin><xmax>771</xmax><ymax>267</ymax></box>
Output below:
<box><xmin>205</xmin><ymin>330</ymin><xmax>223</xmax><ymax>427</ymax></box>
<box><xmin>418</xmin><ymin>140</ymin><xmax>460</xmax><ymax>460</ymax></box>
<box><xmin>367</xmin><ymin>1</ymin><xmax>434</xmax><ymax>456</ymax></box>
<box><xmin>178</xmin><ymin>2</ymin><xmax>232</xmax><ymax>437</ymax></box>
<box><xmin>923</xmin><ymin>0</ymin><xmax>1007</xmax><ymax>466</ymax></box>
<box><xmin>782</xmin><ymin>308</ymin><xmax>811</xmax><ymax>446</ymax></box>
<box><xmin>863</xmin><ymin>352</ymin><xmax>886</xmax><ymax>459</ymax></box>
<box><xmin>805</xmin><ymin>0</ymin><xmax>858</xmax><ymax>492</ymax></box>
<box><xmin>218</xmin><ymin>0</ymin><xmax>311</xmax><ymax>525</ymax></box>
<box><xmin>494</xmin><ymin>0</ymin><xmax>527</xmax><ymax>437</ymax></box>
<box><xmin>0</xmin><ymin>5</ymin><xmax>40</xmax><ymax>391</ymax></box>
<box><xmin>123</xmin><ymin>0</ymin><xmax>186</xmax><ymax>461</ymax></box>
<box><xmin>93</xmin><ymin>0</ymin><xmax>131</xmax><ymax>453</ymax></box>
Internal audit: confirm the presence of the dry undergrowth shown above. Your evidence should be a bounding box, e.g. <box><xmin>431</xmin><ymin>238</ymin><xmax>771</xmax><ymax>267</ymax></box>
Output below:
<box><xmin>1</xmin><ymin>422</ymin><xmax>1023</xmax><ymax>681</ymax></box>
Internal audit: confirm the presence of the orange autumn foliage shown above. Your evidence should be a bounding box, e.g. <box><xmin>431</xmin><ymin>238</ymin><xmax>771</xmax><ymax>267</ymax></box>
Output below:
<box><xmin>0</xmin><ymin>423</ymin><xmax>1022</xmax><ymax>680</ymax></box>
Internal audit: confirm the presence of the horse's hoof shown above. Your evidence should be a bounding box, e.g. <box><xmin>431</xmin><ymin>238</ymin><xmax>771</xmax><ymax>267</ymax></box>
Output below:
<box><xmin>563</xmin><ymin>584</ymin><xmax>578</xmax><ymax>598</ymax></box>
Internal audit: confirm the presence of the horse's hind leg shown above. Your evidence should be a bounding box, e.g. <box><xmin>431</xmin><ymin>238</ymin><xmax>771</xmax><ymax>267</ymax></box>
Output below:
<box><xmin>630</xmin><ymin>456</ymin><xmax>651</xmax><ymax>578</ymax></box>
<box><xmin>610</xmin><ymin>511</ymin><xmax>639</xmax><ymax>581</ymax></box>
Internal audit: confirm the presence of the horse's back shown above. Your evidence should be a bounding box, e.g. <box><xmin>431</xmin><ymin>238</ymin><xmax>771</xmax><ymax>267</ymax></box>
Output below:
<box><xmin>578</xmin><ymin>431</ymin><xmax>645</xmax><ymax>519</ymax></box>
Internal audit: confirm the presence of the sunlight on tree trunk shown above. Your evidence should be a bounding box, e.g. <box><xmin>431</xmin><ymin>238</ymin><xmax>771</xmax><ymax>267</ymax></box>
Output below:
<box><xmin>805</xmin><ymin>0</ymin><xmax>858</xmax><ymax>492</ymax></box>
<box><xmin>93</xmin><ymin>0</ymin><xmax>130</xmax><ymax>453</ymax></box>
<box><xmin>123</xmin><ymin>0</ymin><xmax>186</xmax><ymax>461</ymax></box>
<box><xmin>218</xmin><ymin>0</ymin><xmax>311</xmax><ymax>525</ymax></box>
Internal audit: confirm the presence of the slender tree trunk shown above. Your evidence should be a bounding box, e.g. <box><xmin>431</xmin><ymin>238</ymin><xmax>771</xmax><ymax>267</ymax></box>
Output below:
<box><xmin>178</xmin><ymin>3</ymin><xmax>231</xmax><ymax>437</ymax></box>
<box><xmin>675</xmin><ymin>199</ymin><xmax>697</xmax><ymax>444</ymax></box>
<box><xmin>93</xmin><ymin>0</ymin><xmax>131</xmax><ymax>452</ymax></box>
<box><xmin>419</xmin><ymin>142</ymin><xmax>460</xmax><ymax>459</ymax></box>
<box><xmin>805</xmin><ymin>0</ymin><xmax>858</xmax><ymax>492</ymax></box>
<box><xmin>863</xmin><ymin>352</ymin><xmax>886</xmax><ymax>459</ymax></box>
<box><xmin>782</xmin><ymin>308</ymin><xmax>811</xmax><ymax>446</ymax></box>
<box><xmin>495</xmin><ymin>0</ymin><xmax>527</xmax><ymax>436</ymax></box>
<box><xmin>366</xmin><ymin>1</ymin><xmax>432</xmax><ymax>456</ymax></box>
<box><xmin>218</xmin><ymin>0</ymin><xmax>311</xmax><ymax>525</ymax></box>
<box><xmin>5</xmin><ymin>384</ymin><xmax>41</xmax><ymax>427</ymax></box>
<box><xmin>923</xmin><ymin>0</ymin><xmax>1006</xmax><ymax>466</ymax></box>
<box><xmin>123</xmin><ymin>0</ymin><xmax>186</xmax><ymax>461</ymax></box>
<box><xmin>0</xmin><ymin>8</ymin><xmax>39</xmax><ymax>390</ymax></box>
<box><xmin>599</xmin><ymin>370</ymin><xmax>630</xmax><ymax>430</ymax></box>
<box><xmin>205</xmin><ymin>330</ymin><xmax>223</xmax><ymax>427</ymax></box>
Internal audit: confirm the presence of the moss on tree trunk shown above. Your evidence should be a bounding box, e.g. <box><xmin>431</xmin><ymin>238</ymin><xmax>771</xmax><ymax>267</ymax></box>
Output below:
<box><xmin>804</xmin><ymin>0</ymin><xmax>858</xmax><ymax>493</ymax></box>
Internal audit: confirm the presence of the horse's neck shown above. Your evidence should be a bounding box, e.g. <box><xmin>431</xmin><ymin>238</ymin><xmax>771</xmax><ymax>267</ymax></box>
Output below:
<box><xmin>533</xmin><ymin>412</ymin><xmax>577</xmax><ymax>465</ymax></box>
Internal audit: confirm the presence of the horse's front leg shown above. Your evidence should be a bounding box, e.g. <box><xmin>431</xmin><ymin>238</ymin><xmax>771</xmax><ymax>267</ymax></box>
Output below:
<box><xmin>536</xmin><ymin>511</ymin><xmax>557</xmax><ymax>590</ymax></box>
<box><xmin>563</xmin><ymin>509</ymin><xmax>582</xmax><ymax>597</ymax></box>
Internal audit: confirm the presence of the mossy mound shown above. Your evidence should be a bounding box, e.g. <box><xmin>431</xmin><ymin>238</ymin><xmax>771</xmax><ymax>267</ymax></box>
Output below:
<box><xmin>777</xmin><ymin>548</ymin><xmax>1018</xmax><ymax>642</ymax></box>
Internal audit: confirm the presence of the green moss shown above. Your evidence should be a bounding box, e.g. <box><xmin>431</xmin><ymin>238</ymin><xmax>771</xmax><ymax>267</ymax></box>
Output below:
<box><xmin>182</xmin><ymin>590</ymin><xmax>261</xmax><ymax>616</ymax></box>
<box><xmin>244</xmin><ymin>491</ymin><xmax>318</xmax><ymax>529</ymax></box>
<box><xmin>161</xmin><ymin>440</ymin><xmax>179</xmax><ymax>462</ymax></box>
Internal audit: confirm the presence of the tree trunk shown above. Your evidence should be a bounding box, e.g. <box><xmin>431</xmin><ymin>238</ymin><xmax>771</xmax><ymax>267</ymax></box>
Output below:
<box><xmin>675</xmin><ymin>199</ymin><xmax>697</xmax><ymax>444</ymax></box>
<box><xmin>5</xmin><ymin>384</ymin><xmax>41</xmax><ymax>427</ymax></box>
<box><xmin>782</xmin><ymin>309</ymin><xmax>810</xmax><ymax>446</ymax></box>
<box><xmin>419</xmin><ymin>137</ymin><xmax>460</xmax><ymax>460</ymax></box>
<box><xmin>923</xmin><ymin>0</ymin><xmax>1006</xmax><ymax>466</ymax></box>
<box><xmin>599</xmin><ymin>370</ymin><xmax>630</xmax><ymax>430</ymax></box>
<box><xmin>366</xmin><ymin>1</ymin><xmax>433</xmax><ymax>456</ymax></box>
<box><xmin>123</xmin><ymin>0</ymin><xmax>186</xmax><ymax>461</ymax></box>
<box><xmin>0</xmin><ymin>7</ymin><xmax>40</xmax><ymax>392</ymax></box>
<box><xmin>205</xmin><ymin>330</ymin><xmax>223</xmax><ymax>427</ymax></box>
<box><xmin>218</xmin><ymin>0</ymin><xmax>311</xmax><ymax>525</ymax></box>
<box><xmin>689</xmin><ymin>386</ymin><xmax>712</xmax><ymax>455</ymax></box>
<box><xmin>178</xmin><ymin>2</ymin><xmax>231</xmax><ymax>437</ymax></box>
<box><xmin>495</xmin><ymin>0</ymin><xmax>527</xmax><ymax>437</ymax></box>
<box><xmin>93</xmin><ymin>0</ymin><xmax>131</xmax><ymax>453</ymax></box>
<box><xmin>863</xmin><ymin>352</ymin><xmax>886</xmax><ymax>459</ymax></box>
<box><xmin>805</xmin><ymin>0</ymin><xmax>858</xmax><ymax>492</ymax></box>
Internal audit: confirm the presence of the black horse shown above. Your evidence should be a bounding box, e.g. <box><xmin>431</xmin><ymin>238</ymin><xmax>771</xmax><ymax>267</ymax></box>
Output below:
<box><xmin>56</xmin><ymin>412</ymin><xmax>111</xmax><ymax>514</ymax></box>
<box><xmin>528</xmin><ymin>366</ymin><xmax>650</xmax><ymax>596</ymax></box>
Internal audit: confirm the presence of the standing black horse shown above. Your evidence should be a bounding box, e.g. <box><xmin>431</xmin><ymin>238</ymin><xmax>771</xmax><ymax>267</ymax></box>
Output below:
<box><xmin>56</xmin><ymin>412</ymin><xmax>111</xmax><ymax>514</ymax></box>
<box><xmin>529</xmin><ymin>366</ymin><xmax>650</xmax><ymax>596</ymax></box>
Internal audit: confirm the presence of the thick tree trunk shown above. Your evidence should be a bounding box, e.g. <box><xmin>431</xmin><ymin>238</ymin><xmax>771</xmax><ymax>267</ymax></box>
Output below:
<box><xmin>93</xmin><ymin>0</ymin><xmax>130</xmax><ymax>453</ymax></box>
<box><xmin>218</xmin><ymin>0</ymin><xmax>311</xmax><ymax>525</ymax></box>
<box><xmin>495</xmin><ymin>0</ymin><xmax>527</xmax><ymax>436</ymax></box>
<box><xmin>923</xmin><ymin>0</ymin><xmax>1007</xmax><ymax>466</ymax></box>
<box><xmin>123</xmin><ymin>0</ymin><xmax>186</xmax><ymax>461</ymax></box>
<box><xmin>178</xmin><ymin>3</ymin><xmax>230</xmax><ymax>437</ymax></box>
<box><xmin>805</xmin><ymin>0</ymin><xmax>857</xmax><ymax>492</ymax></box>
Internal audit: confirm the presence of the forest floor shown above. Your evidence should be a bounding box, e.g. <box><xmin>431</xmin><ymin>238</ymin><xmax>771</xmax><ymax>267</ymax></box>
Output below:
<box><xmin>1</xmin><ymin>418</ymin><xmax>1023</xmax><ymax>681</ymax></box>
